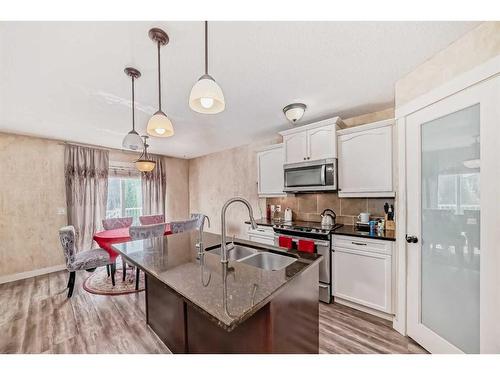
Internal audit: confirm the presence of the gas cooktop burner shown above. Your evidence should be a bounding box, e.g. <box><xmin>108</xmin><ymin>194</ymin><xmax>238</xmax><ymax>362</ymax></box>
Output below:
<box><xmin>273</xmin><ymin>221</ymin><xmax>343</xmax><ymax>234</ymax></box>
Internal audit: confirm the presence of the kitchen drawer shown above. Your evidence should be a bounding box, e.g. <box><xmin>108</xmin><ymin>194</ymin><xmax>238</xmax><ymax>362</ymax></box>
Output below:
<box><xmin>332</xmin><ymin>235</ymin><xmax>392</xmax><ymax>256</ymax></box>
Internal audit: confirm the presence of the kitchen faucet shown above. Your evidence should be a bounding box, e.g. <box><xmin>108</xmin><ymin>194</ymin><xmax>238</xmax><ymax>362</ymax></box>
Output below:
<box><xmin>195</xmin><ymin>214</ymin><xmax>211</xmax><ymax>257</ymax></box>
<box><xmin>220</xmin><ymin>197</ymin><xmax>258</xmax><ymax>263</ymax></box>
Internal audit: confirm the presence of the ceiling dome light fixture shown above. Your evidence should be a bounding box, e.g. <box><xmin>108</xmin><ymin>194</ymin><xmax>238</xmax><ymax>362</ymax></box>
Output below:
<box><xmin>283</xmin><ymin>103</ymin><xmax>307</xmax><ymax>124</ymax></box>
<box><xmin>189</xmin><ymin>21</ymin><xmax>225</xmax><ymax>114</ymax></box>
<box><xmin>147</xmin><ymin>28</ymin><xmax>174</xmax><ymax>138</ymax></box>
<box><xmin>135</xmin><ymin>136</ymin><xmax>156</xmax><ymax>172</ymax></box>
<box><xmin>122</xmin><ymin>67</ymin><xmax>144</xmax><ymax>151</ymax></box>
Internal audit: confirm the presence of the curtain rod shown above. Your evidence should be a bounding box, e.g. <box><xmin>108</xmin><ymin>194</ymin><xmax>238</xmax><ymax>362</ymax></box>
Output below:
<box><xmin>59</xmin><ymin>140</ymin><xmax>163</xmax><ymax>158</ymax></box>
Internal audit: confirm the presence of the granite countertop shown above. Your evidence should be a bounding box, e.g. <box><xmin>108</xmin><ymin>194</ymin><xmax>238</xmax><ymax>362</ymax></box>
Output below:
<box><xmin>247</xmin><ymin>218</ymin><xmax>396</xmax><ymax>241</ymax></box>
<box><xmin>332</xmin><ymin>225</ymin><xmax>396</xmax><ymax>241</ymax></box>
<box><xmin>112</xmin><ymin>232</ymin><xmax>321</xmax><ymax>332</ymax></box>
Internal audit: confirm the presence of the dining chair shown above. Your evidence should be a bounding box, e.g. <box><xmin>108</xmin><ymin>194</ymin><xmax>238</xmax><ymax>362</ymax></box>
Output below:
<box><xmin>102</xmin><ymin>217</ymin><xmax>133</xmax><ymax>230</ymax></box>
<box><xmin>139</xmin><ymin>214</ymin><xmax>165</xmax><ymax>225</ymax></box>
<box><xmin>170</xmin><ymin>218</ymin><xmax>199</xmax><ymax>233</ymax></box>
<box><xmin>102</xmin><ymin>216</ymin><xmax>133</xmax><ymax>282</ymax></box>
<box><xmin>128</xmin><ymin>222</ymin><xmax>167</xmax><ymax>290</ymax></box>
<box><xmin>59</xmin><ymin>225</ymin><xmax>115</xmax><ymax>298</ymax></box>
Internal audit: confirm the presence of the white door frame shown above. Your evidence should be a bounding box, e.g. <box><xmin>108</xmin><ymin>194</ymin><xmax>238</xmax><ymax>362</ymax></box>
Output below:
<box><xmin>393</xmin><ymin>54</ymin><xmax>500</xmax><ymax>347</ymax></box>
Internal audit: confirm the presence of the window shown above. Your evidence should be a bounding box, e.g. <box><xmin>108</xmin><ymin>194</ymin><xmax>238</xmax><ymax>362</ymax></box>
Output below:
<box><xmin>437</xmin><ymin>172</ymin><xmax>480</xmax><ymax>213</ymax></box>
<box><xmin>106</xmin><ymin>177</ymin><xmax>143</xmax><ymax>224</ymax></box>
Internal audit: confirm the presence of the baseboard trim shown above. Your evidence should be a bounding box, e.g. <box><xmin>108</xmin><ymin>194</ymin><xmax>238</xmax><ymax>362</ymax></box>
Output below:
<box><xmin>334</xmin><ymin>297</ymin><xmax>394</xmax><ymax>322</ymax></box>
<box><xmin>0</xmin><ymin>264</ymin><xmax>67</xmax><ymax>284</ymax></box>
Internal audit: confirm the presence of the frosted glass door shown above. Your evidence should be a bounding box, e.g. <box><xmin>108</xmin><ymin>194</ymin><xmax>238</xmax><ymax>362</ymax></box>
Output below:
<box><xmin>404</xmin><ymin>72</ymin><xmax>500</xmax><ymax>353</ymax></box>
<box><xmin>420</xmin><ymin>104</ymin><xmax>480</xmax><ymax>353</ymax></box>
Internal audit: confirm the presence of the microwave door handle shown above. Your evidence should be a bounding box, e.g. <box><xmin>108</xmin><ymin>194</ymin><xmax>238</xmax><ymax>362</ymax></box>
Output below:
<box><xmin>321</xmin><ymin>164</ymin><xmax>326</xmax><ymax>186</ymax></box>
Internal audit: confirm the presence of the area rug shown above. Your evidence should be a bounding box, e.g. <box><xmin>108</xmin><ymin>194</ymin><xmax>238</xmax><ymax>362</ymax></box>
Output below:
<box><xmin>83</xmin><ymin>266</ymin><xmax>145</xmax><ymax>295</ymax></box>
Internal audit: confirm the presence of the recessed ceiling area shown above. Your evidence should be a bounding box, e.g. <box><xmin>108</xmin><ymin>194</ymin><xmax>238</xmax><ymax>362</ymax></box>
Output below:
<box><xmin>0</xmin><ymin>21</ymin><xmax>478</xmax><ymax>158</ymax></box>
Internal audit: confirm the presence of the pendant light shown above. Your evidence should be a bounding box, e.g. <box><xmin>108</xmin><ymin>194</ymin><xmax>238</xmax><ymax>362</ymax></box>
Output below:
<box><xmin>147</xmin><ymin>28</ymin><xmax>174</xmax><ymax>138</ymax></box>
<box><xmin>135</xmin><ymin>136</ymin><xmax>156</xmax><ymax>172</ymax></box>
<box><xmin>122</xmin><ymin>67</ymin><xmax>144</xmax><ymax>151</ymax></box>
<box><xmin>189</xmin><ymin>21</ymin><xmax>225</xmax><ymax>114</ymax></box>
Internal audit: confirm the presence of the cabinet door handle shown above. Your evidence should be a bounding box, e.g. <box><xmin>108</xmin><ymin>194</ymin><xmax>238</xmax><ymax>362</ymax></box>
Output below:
<box><xmin>351</xmin><ymin>241</ymin><xmax>367</xmax><ymax>246</ymax></box>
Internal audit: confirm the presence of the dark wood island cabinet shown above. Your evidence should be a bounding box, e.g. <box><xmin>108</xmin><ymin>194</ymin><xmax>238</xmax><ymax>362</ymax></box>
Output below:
<box><xmin>114</xmin><ymin>232</ymin><xmax>321</xmax><ymax>354</ymax></box>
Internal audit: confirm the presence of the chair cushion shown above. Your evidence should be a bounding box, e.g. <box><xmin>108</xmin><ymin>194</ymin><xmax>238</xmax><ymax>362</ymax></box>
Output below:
<box><xmin>69</xmin><ymin>248</ymin><xmax>111</xmax><ymax>271</ymax></box>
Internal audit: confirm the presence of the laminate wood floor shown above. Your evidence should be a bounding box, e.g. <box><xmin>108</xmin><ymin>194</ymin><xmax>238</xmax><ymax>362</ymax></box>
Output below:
<box><xmin>0</xmin><ymin>270</ymin><xmax>426</xmax><ymax>354</ymax></box>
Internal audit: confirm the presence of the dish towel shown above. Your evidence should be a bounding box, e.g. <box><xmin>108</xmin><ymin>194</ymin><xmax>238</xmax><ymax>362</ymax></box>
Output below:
<box><xmin>298</xmin><ymin>239</ymin><xmax>315</xmax><ymax>253</ymax></box>
<box><xmin>278</xmin><ymin>236</ymin><xmax>293</xmax><ymax>250</ymax></box>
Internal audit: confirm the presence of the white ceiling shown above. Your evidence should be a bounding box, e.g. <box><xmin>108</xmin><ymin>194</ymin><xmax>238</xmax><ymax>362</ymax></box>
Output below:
<box><xmin>0</xmin><ymin>21</ymin><xmax>478</xmax><ymax>158</ymax></box>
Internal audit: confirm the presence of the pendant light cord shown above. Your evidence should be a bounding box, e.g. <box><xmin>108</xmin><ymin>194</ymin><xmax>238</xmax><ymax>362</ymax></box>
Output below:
<box><xmin>131</xmin><ymin>76</ymin><xmax>135</xmax><ymax>131</ymax></box>
<box><xmin>157</xmin><ymin>41</ymin><xmax>162</xmax><ymax>111</ymax></box>
<box><xmin>205</xmin><ymin>20</ymin><xmax>208</xmax><ymax>75</ymax></box>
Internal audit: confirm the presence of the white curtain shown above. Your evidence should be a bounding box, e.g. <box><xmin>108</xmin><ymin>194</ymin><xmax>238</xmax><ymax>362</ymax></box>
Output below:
<box><xmin>64</xmin><ymin>145</ymin><xmax>109</xmax><ymax>251</ymax></box>
<box><xmin>141</xmin><ymin>155</ymin><xmax>166</xmax><ymax>218</ymax></box>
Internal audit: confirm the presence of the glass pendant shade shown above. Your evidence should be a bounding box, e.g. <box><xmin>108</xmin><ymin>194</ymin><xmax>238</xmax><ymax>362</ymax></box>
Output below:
<box><xmin>283</xmin><ymin>103</ymin><xmax>307</xmax><ymax>124</ymax></box>
<box><xmin>122</xmin><ymin>130</ymin><xmax>143</xmax><ymax>151</ymax></box>
<box><xmin>135</xmin><ymin>159</ymin><xmax>156</xmax><ymax>172</ymax></box>
<box><xmin>189</xmin><ymin>74</ymin><xmax>225</xmax><ymax>114</ymax></box>
<box><xmin>146</xmin><ymin>110</ymin><xmax>174</xmax><ymax>137</ymax></box>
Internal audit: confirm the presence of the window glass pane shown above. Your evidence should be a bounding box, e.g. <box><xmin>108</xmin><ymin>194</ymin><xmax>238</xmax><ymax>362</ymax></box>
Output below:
<box><xmin>106</xmin><ymin>177</ymin><xmax>142</xmax><ymax>224</ymax></box>
<box><xmin>123</xmin><ymin>178</ymin><xmax>142</xmax><ymax>224</ymax></box>
<box><xmin>421</xmin><ymin>104</ymin><xmax>480</xmax><ymax>353</ymax></box>
<box><xmin>106</xmin><ymin>177</ymin><xmax>122</xmax><ymax>218</ymax></box>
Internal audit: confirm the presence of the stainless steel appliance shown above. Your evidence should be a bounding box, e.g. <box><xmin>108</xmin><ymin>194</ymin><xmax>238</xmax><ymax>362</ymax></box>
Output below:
<box><xmin>273</xmin><ymin>221</ymin><xmax>343</xmax><ymax>303</ymax></box>
<box><xmin>283</xmin><ymin>158</ymin><xmax>337</xmax><ymax>193</ymax></box>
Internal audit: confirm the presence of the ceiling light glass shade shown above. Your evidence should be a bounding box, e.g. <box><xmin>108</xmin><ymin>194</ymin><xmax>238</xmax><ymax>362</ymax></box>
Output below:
<box><xmin>135</xmin><ymin>159</ymin><xmax>156</xmax><ymax>172</ymax></box>
<box><xmin>283</xmin><ymin>103</ymin><xmax>307</xmax><ymax>124</ymax></box>
<box><xmin>147</xmin><ymin>110</ymin><xmax>174</xmax><ymax>137</ymax></box>
<box><xmin>189</xmin><ymin>74</ymin><xmax>225</xmax><ymax>114</ymax></box>
<box><xmin>122</xmin><ymin>130</ymin><xmax>144</xmax><ymax>151</ymax></box>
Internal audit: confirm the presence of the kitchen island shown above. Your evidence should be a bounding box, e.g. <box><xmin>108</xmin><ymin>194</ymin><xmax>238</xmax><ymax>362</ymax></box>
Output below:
<box><xmin>113</xmin><ymin>231</ymin><xmax>321</xmax><ymax>354</ymax></box>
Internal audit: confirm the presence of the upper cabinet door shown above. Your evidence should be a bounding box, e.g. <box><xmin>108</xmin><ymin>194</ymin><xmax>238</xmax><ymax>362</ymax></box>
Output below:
<box><xmin>307</xmin><ymin>124</ymin><xmax>337</xmax><ymax>160</ymax></box>
<box><xmin>338</xmin><ymin>122</ymin><xmax>394</xmax><ymax>197</ymax></box>
<box><xmin>283</xmin><ymin>132</ymin><xmax>307</xmax><ymax>164</ymax></box>
<box><xmin>257</xmin><ymin>145</ymin><xmax>285</xmax><ymax>197</ymax></box>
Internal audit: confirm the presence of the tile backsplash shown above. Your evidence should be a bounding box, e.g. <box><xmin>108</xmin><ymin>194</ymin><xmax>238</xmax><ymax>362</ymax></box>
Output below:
<box><xmin>266</xmin><ymin>193</ymin><xmax>395</xmax><ymax>226</ymax></box>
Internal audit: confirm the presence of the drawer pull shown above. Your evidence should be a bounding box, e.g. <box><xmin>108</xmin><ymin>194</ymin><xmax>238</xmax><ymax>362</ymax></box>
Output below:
<box><xmin>351</xmin><ymin>241</ymin><xmax>367</xmax><ymax>246</ymax></box>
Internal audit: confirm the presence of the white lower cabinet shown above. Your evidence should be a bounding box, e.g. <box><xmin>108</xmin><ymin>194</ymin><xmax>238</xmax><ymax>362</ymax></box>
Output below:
<box><xmin>332</xmin><ymin>235</ymin><xmax>393</xmax><ymax>314</ymax></box>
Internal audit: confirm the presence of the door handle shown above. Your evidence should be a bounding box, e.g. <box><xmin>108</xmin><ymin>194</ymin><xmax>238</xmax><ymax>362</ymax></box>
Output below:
<box><xmin>406</xmin><ymin>235</ymin><xmax>418</xmax><ymax>244</ymax></box>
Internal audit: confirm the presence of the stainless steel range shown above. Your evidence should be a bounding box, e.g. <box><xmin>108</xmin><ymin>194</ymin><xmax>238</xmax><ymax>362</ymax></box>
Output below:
<box><xmin>272</xmin><ymin>221</ymin><xmax>343</xmax><ymax>303</ymax></box>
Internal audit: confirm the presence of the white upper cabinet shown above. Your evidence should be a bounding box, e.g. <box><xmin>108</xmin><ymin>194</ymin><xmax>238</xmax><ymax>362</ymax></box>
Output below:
<box><xmin>308</xmin><ymin>124</ymin><xmax>336</xmax><ymax>160</ymax></box>
<box><xmin>283</xmin><ymin>132</ymin><xmax>307</xmax><ymax>164</ymax></box>
<box><xmin>257</xmin><ymin>144</ymin><xmax>285</xmax><ymax>197</ymax></box>
<box><xmin>337</xmin><ymin>119</ymin><xmax>395</xmax><ymax>197</ymax></box>
<box><xmin>279</xmin><ymin>117</ymin><xmax>344</xmax><ymax>164</ymax></box>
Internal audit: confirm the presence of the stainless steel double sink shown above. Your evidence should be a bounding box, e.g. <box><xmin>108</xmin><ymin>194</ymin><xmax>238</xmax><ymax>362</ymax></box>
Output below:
<box><xmin>207</xmin><ymin>244</ymin><xmax>297</xmax><ymax>271</ymax></box>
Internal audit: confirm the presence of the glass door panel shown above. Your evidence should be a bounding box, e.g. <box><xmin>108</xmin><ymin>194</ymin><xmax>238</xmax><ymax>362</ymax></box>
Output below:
<box><xmin>420</xmin><ymin>104</ymin><xmax>480</xmax><ymax>353</ymax></box>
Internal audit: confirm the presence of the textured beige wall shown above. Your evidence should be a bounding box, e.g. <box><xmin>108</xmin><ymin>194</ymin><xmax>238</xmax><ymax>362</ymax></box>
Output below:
<box><xmin>395</xmin><ymin>22</ymin><xmax>500</xmax><ymax>106</ymax></box>
<box><xmin>164</xmin><ymin>156</ymin><xmax>189</xmax><ymax>221</ymax></box>
<box><xmin>0</xmin><ymin>133</ymin><xmax>190</xmax><ymax>278</ymax></box>
<box><xmin>0</xmin><ymin>132</ymin><xmax>67</xmax><ymax>276</ymax></box>
<box><xmin>189</xmin><ymin>137</ymin><xmax>281</xmax><ymax>239</ymax></box>
<box><xmin>343</xmin><ymin>107</ymin><xmax>394</xmax><ymax>127</ymax></box>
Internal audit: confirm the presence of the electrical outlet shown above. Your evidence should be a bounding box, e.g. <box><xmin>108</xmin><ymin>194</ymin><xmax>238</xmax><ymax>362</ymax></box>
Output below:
<box><xmin>276</xmin><ymin>205</ymin><xmax>281</xmax><ymax>212</ymax></box>
<box><xmin>56</xmin><ymin>207</ymin><xmax>66</xmax><ymax>215</ymax></box>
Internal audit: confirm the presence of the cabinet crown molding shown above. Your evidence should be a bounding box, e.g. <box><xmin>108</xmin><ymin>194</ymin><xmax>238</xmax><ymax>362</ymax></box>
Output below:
<box><xmin>278</xmin><ymin>116</ymin><xmax>344</xmax><ymax>136</ymax></box>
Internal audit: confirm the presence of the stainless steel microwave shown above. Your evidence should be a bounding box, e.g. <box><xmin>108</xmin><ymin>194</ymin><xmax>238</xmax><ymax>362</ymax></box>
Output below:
<box><xmin>283</xmin><ymin>158</ymin><xmax>337</xmax><ymax>192</ymax></box>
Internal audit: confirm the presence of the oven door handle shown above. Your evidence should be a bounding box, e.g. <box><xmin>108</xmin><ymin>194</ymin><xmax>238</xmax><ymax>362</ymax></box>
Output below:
<box><xmin>320</xmin><ymin>164</ymin><xmax>326</xmax><ymax>186</ymax></box>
